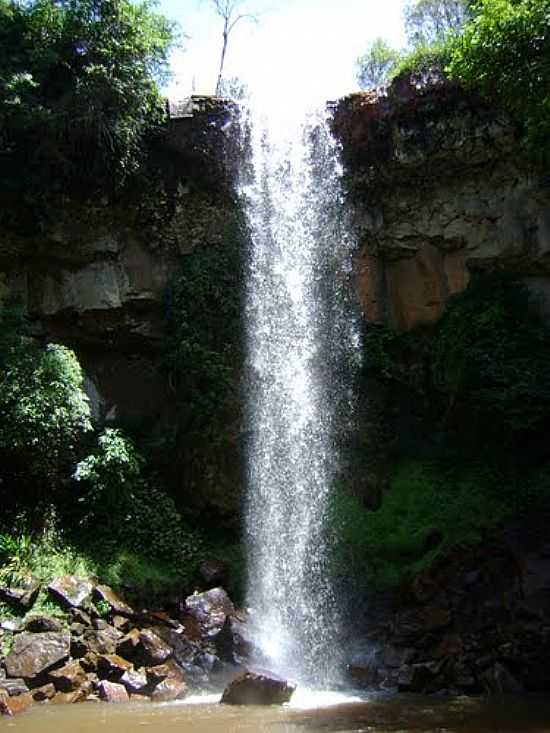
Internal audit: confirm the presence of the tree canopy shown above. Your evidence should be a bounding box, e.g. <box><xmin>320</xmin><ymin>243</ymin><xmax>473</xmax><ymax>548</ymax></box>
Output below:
<box><xmin>356</xmin><ymin>38</ymin><xmax>402</xmax><ymax>90</ymax></box>
<box><xmin>404</xmin><ymin>0</ymin><xmax>471</xmax><ymax>46</ymax></box>
<box><xmin>0</xmin><ymin>0</ymin><xmax>177</xmax><ymax>199</ymax></box>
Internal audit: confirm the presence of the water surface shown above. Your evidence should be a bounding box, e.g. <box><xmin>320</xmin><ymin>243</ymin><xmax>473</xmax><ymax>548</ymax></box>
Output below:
<box><xmin>3</xmin><ymin>693</ymin><xmax>550</xmax><ymax>732</ymax></box>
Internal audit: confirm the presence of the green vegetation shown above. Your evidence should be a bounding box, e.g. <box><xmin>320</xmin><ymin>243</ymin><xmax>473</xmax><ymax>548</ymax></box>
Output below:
<box><xmin>0</xmin><ymin>303</ymin><xmax>210</xmax><ymax>596</ymax></box>
<box><xmin>0</xmin><ymin>312</ymin><xmax>92</xmax><ymax>499</ymax></box>
<box><xmin>404</xmin><ymin>0</ymin><xmax>470</xmax><ymax>46</ymax></box>
<box><xmin>0</xmin><ymin>0</ymin><xmax>176</xmax><ymax>207</ymax></box>
<box><xmin>448</xmin><ymin>0</ymin><xmax>550</xmax><ymax>158</ymax></box>
<box><xmin>352</xmin><ymin>274</ymin><xmax>550</xmax><ymax>588</ymax></box>
<box><xmin>335</xmin><ymin>458</ymin><xmax>550</xmax><ymax>588</ymax></box>
<box><xmin>356</xmin><ymin>38</ymin><xmax>402</xmax><ymax>90</ymax></box>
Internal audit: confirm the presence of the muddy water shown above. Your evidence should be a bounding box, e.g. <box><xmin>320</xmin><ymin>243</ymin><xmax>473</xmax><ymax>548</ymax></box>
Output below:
<box><xmin>2</xmin><ymin>693</ymin><xmax>550</xmax><ymax>733</ymax></box>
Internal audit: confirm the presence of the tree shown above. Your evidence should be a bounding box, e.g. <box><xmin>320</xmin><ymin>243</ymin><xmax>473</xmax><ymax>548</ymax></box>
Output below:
<box><xmin>448</xmin><ymin>0</ymin><xmax>550</xmax><ymax>159</ymax></box>
<box><xmin>204</xmin><ymin>0</ymin><xmax>257</xmax><ymax>96</ymax></box>
<box><xmin>404</xmin><ymin>0</ymin><xmax>470</xmax><ymax>46</ymax></box>
<box><xmin>0</xmin><ymin>0</ymin><xmax>177</xmax><ymax>197</ymax></box>
<box><xmin>218</xmin><ymin>75</ymin><xmax>250</xmax><ymax>101</ymax></box>
<box><xmin>356</xmin><ymin>38</ymin><xmax>402</xmax><ymax>90</ymax></box>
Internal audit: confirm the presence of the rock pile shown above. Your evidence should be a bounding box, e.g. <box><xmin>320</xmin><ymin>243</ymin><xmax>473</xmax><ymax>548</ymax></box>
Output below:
<box><xmin>0</xmin><ymin>577</ymin><xmax>247</xmax><ymax>716</ymax></box>
<box><xmin>348</xmin><ymin>527</ymin><xmax>550</xmax><ymax>695</ymax></box>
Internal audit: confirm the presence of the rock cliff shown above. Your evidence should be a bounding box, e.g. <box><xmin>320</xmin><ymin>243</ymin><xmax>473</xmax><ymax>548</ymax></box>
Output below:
<box><xmin>332</xmin><ymin>76</ymin><xmax>550</xmax><ymax>330</ymax></box>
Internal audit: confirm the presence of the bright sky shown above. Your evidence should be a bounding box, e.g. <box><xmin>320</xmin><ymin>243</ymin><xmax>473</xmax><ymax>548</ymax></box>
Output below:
<box><xmin>160</xmin><ymin>0</ymin><xmax>408</xmax><ymax>104</ymax></box>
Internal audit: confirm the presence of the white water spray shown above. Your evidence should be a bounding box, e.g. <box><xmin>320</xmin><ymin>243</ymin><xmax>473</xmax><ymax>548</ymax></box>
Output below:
<box><xmin>241</xmin><ymin>96</ymin><xmax>359</xmax><ymax>687</ymax></box>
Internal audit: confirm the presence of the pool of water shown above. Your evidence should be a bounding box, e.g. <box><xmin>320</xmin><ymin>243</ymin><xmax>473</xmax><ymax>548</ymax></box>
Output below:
<box><xmin>2</xmin><ymin>691</ymin><xmax>550</xmax><ymax>732</ymax></box>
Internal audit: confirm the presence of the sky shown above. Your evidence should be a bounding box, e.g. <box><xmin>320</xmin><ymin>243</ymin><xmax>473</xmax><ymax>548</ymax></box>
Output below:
<box><xmin>159</xmin><ymin>0</ymin><xmax>408</xmax><ymax>105</ymax></box>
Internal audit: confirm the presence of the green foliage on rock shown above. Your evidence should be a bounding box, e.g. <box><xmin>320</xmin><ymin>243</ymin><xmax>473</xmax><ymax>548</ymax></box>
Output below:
<box><xmin>364</xmin><ymin>275</ymin><xmax>550</xmax><ymax>443</ymax></box>
<box><xmin>334</xmin><ymin>458</ymin><xmax>550</xmax><ymax>588</ymax></box>
<box><xmin>447</xmin><ymin>0</ymin><xmax>550</xmax><ymax>158</ymax></box>
<box><xmin>0</xmin><ymin>0</ymin><xmax>176</xmax><ymax>201</ymax></box>
<box><xmin>433</xmin><ymin>275</ymin><xmax>550</xmax><ymax>437</ymax></box>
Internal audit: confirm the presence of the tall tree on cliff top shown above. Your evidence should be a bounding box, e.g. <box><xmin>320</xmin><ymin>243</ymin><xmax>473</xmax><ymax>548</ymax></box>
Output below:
<box><xmin>356</xmin><ymin>37</ymin><xmax>402</xmax><ymax>90</ymax></box>
<box><xmin>404</xmin><ymin>0</ymin><xmax>471</xmax><ymax>46</ymax></box>
<box><xmin>205</xmin><ymin>0</ymin><xmax>257</xmax><ymax>96</ymax></box>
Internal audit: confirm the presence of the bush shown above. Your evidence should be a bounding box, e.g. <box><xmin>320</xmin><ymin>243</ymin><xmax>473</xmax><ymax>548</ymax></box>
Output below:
<box><xmin>0</xmin><ymin>333</ymin><xmax>92</xmax><ymax>497</ymax></box>
<box><xmin>448</xmin><ymin>0</ymin><xmax>550</xmax><ymax>159</ymax></box>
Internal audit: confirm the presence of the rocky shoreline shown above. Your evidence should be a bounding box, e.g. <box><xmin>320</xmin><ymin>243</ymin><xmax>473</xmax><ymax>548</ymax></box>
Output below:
<box><xmin>0</xmin><ymin>575</ymin><xmax>250</xmax><ymax>716</ymax></box>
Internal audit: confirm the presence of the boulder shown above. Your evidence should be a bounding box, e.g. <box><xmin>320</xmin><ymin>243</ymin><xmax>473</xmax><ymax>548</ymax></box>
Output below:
<box><xmin>185</xmin><ymin>588</ymin><xmax>235</xmax><ymax>638</ymax></box>
<box><xmin>198</xmin><ymin>560</ymin><xmax>229</xmax><ymax>589</ymax></box>
<box><xmin>32</xmin><ymin>683</ymin><xmax>56</xmax><ymax>702</ymax></box>
<box><xmin>49</xmin><ymin>661</ymin><xmax>87</xmax><ymax>692</ymax></box>
<box><xmin>120</xmin><ymin>668</ymin><xmax>149</xmax><ymax>695</ymax></box>
<box><xmin>97</xmin><ymin>654</ymin><xmax>133</xmax><ymax>681</ymax></box>
<box><xmin>151</xmin><ymin>678</ymin><xmax>187</xmax><ymax>702</ymax></box>
<box><xmin>98</xmin><ymin>680</ymin><xmax>130</xmax><ymax>703</ymax></box>
<box><xmin>5</xmin><ymin>632</ymin><xmax>71</xmax><ymax>681</ymax></box>
<box><xmin>94</xmin><ymin>585</ymin><xmax>134</xmax><ymax>617</ymax></box>
<box><xmin>0</xmin><ymin>678</ymin><xmax>29</xmax><ymax>696</ymax></box>
<box><xmin>137</xmin><ymin>629</ymin><xmax>172</xmax><ymax>666</ymax></box>
<box><xmin>221</xmin><ymin>671</ymin><xmax>295</xmax><ymax>706</ymax></box>
<box><xmin>51</xmin><ymin>689</ymin><xmax>88</xmax><ymax>704</ymax></box>
<box><xmin>80</xmin><ymin>626</ymin><xmax>122</xmax><ymax>655</ymax></box>
<box><xmin>116</xmin><ymin>628</ymin><xmax>141</xmax><ymax>660</ymax></box>
<box><xmin>145</xmin><ymin>660</ymin><xmax>185</xmax><ymax>686</ymax></box>
<box><xmin>48</xmin><ymin>576</ymin><xmax>93</xmax><ymax>609</ymax></box>
<box><xmin>25</xmin><ymin>615</ymin><xmax>64</xmax><ymax>633</ymax></box>
<box><xmin>0</xmin><ymin>690</ymin><xmax>33</xmax><ymax>716</ymax></box>
<box><xmin>0</xmin><ymin>584</ymin><xmax>40</xmax><ymax>611</ymax></box>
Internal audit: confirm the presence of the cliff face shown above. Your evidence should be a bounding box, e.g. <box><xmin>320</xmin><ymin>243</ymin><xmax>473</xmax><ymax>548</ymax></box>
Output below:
<box><xmin>0</xmin><ymin>97</ymin><xmax>239</xmax><ymax>423</ymax></box>
<box><xmin>0</xmin><ymin>97</ymin><xmax>244</xmax><ymax>523</ymax></box>
<box><xmin>332</xmin><ymin>77</ymin><xmax>550</xmax><ymax>330</ymax></box>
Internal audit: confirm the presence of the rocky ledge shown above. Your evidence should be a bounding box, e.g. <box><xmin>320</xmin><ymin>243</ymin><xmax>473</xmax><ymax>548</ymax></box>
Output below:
<box><xmin>348</xmin><ymin>520</ymin><xmax>550</xmax><ymax>695</ymax></box>
<box><xmin>0</xmin><ymin>576</ymin><xmax>251</xmax><ymax>716</ymax></box>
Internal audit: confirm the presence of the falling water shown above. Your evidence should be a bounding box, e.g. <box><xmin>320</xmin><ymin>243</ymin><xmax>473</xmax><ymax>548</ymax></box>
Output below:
<box><xmin>241</xmin><ymin>101</ymin><xmax>359</xmax><ymax>687</ymax></box>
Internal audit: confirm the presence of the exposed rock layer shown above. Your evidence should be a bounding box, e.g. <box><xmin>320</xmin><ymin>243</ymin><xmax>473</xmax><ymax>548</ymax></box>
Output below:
<box><xmin>332</xmin><ymin>78</ymin><xmax>550</xmax><ymax>330</ymax></box>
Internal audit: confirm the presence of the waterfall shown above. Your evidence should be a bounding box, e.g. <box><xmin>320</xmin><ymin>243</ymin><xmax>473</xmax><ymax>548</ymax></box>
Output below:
<box><xmin>241</xmin><ymin>102</ymin><xmax>359</xmax><ymax>687</ymax></box>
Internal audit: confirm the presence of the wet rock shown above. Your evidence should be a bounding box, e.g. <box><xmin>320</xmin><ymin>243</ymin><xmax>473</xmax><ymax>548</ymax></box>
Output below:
<box><xmin>93</xmin><ymin>618</ymin><xmax>110</xmax><ymax>631</ymax></box>
<box><xmin>97</xmin><ymin>654</ymin><xmax>133</xmax><ymax>681</ymax></box>
<box><xmin>137</xmin><ymin>628</ymin><xmax>172</xmax><ymax>666</ymax></box>
<box><xmin>397</xmin><ymin>663</ymin><xmax>435</xmax><ymax>692</ymax></box>
<box><xmin>214</xmin><ymin>616</ymin><xmax>237</xmax><ymax>663</ymax></box>
<box><xmin>49</xmin><ymin>661</ymin><xmax>87</xmax><ymax>692</ymax></box>
<box><xmin>199</xmin><ymin>560</ymin><xmax>229</xmax><ymax>589</ymax></box>
<box><xmin>69</xmin><ymin>608</ymin><xmax>92</xmax><ymax>627</ymax></box>
<box><xmin>0</xmin><ymin>678</ymin><xmax>29</xmax><ymax>696</ymax></box>
<box><xmin>70</xmin><ymin>622</ymin><xmax>87</xmax><ymax>637</ymax></box>
<box><xmin>48</xmin><ymin>576</ymin><xmax>93</xmax><ymax>609</ymax></box>
<box><xmin>0</xmin><ymin>690</ymin><xmax>33</xmax><ymax>716</ymax></box>
<box><xmin>481</xmin><ymin>662</ymin><xmax>524</xmax><ymax>694</ymax></box>
<box><xmin>5</xmin><ymin>632</ymin><xmax>71</xmax><ymax>680</ymax></box>
<box><xmin>52</xmin><ymin>689</ymin><xmax>88</xmax><ymax>704</ymax></box>
<box><xmin>145</xmin><ymin>660</ymin><xmax>185</xmax><ymax>686</ymax></box>
<box><xmin>185</xmin><ymin>588</ymin><xmax>235</xmax><ymax>638</ymax></box>
<box><xmin>79</xmin><ymin>652</ymin><xmax>99</xmax><ymax>672</ymax></box>
<box><xmin>25</xmin><ymin>615</ymin><xmax>64</xmax><ymax>633</ymax></box>
<box><xmin>112</xmin><ymin>615</ymin><xmax>131</xmax><ymax>633</ymax></box>
<box><xmin>32</xmin><ymin>683</ymin><xmax>56</xmax><ymax>701</ymax></box>
<box><xmin>98</xmin><ymin>680</ymin><xmax>130</xmax><ymax>703</ymax></box>
<box><xmin>0</xmin><ymin>584</ymin><xmax>40</xmax><ymax>611</ymax></box>
<box><xmin>130</xmin><ymin>693</ymin><xmax>150</xmax><ymax>703</ymax></box>
<box><xmin>116</xmin><ymin>628</ymin><xmax>141</xmax><ymax>660</ymax></box>
<box><xmin>151</xmin><ymin>678</ymin><xmax>187</xmax><ymax>702</ymax></box>
<box><xmin>120</xmin><ymin>668</ymin><xmax>149</xmax><ymax>695</ymax></box>
<box><xmin>94</xmin><ymin>585</ymin><xmax>134</xmax><ymax>617</ymax></box>
<box><xmin>81</xmin><ymin>626</ymin><xmax>122</xmax><ymax>655</ymax></box>
<box><xmin>221</xmin><ymin>670</ymin><xmax>295</xmax><ymax>706</ymax></box>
